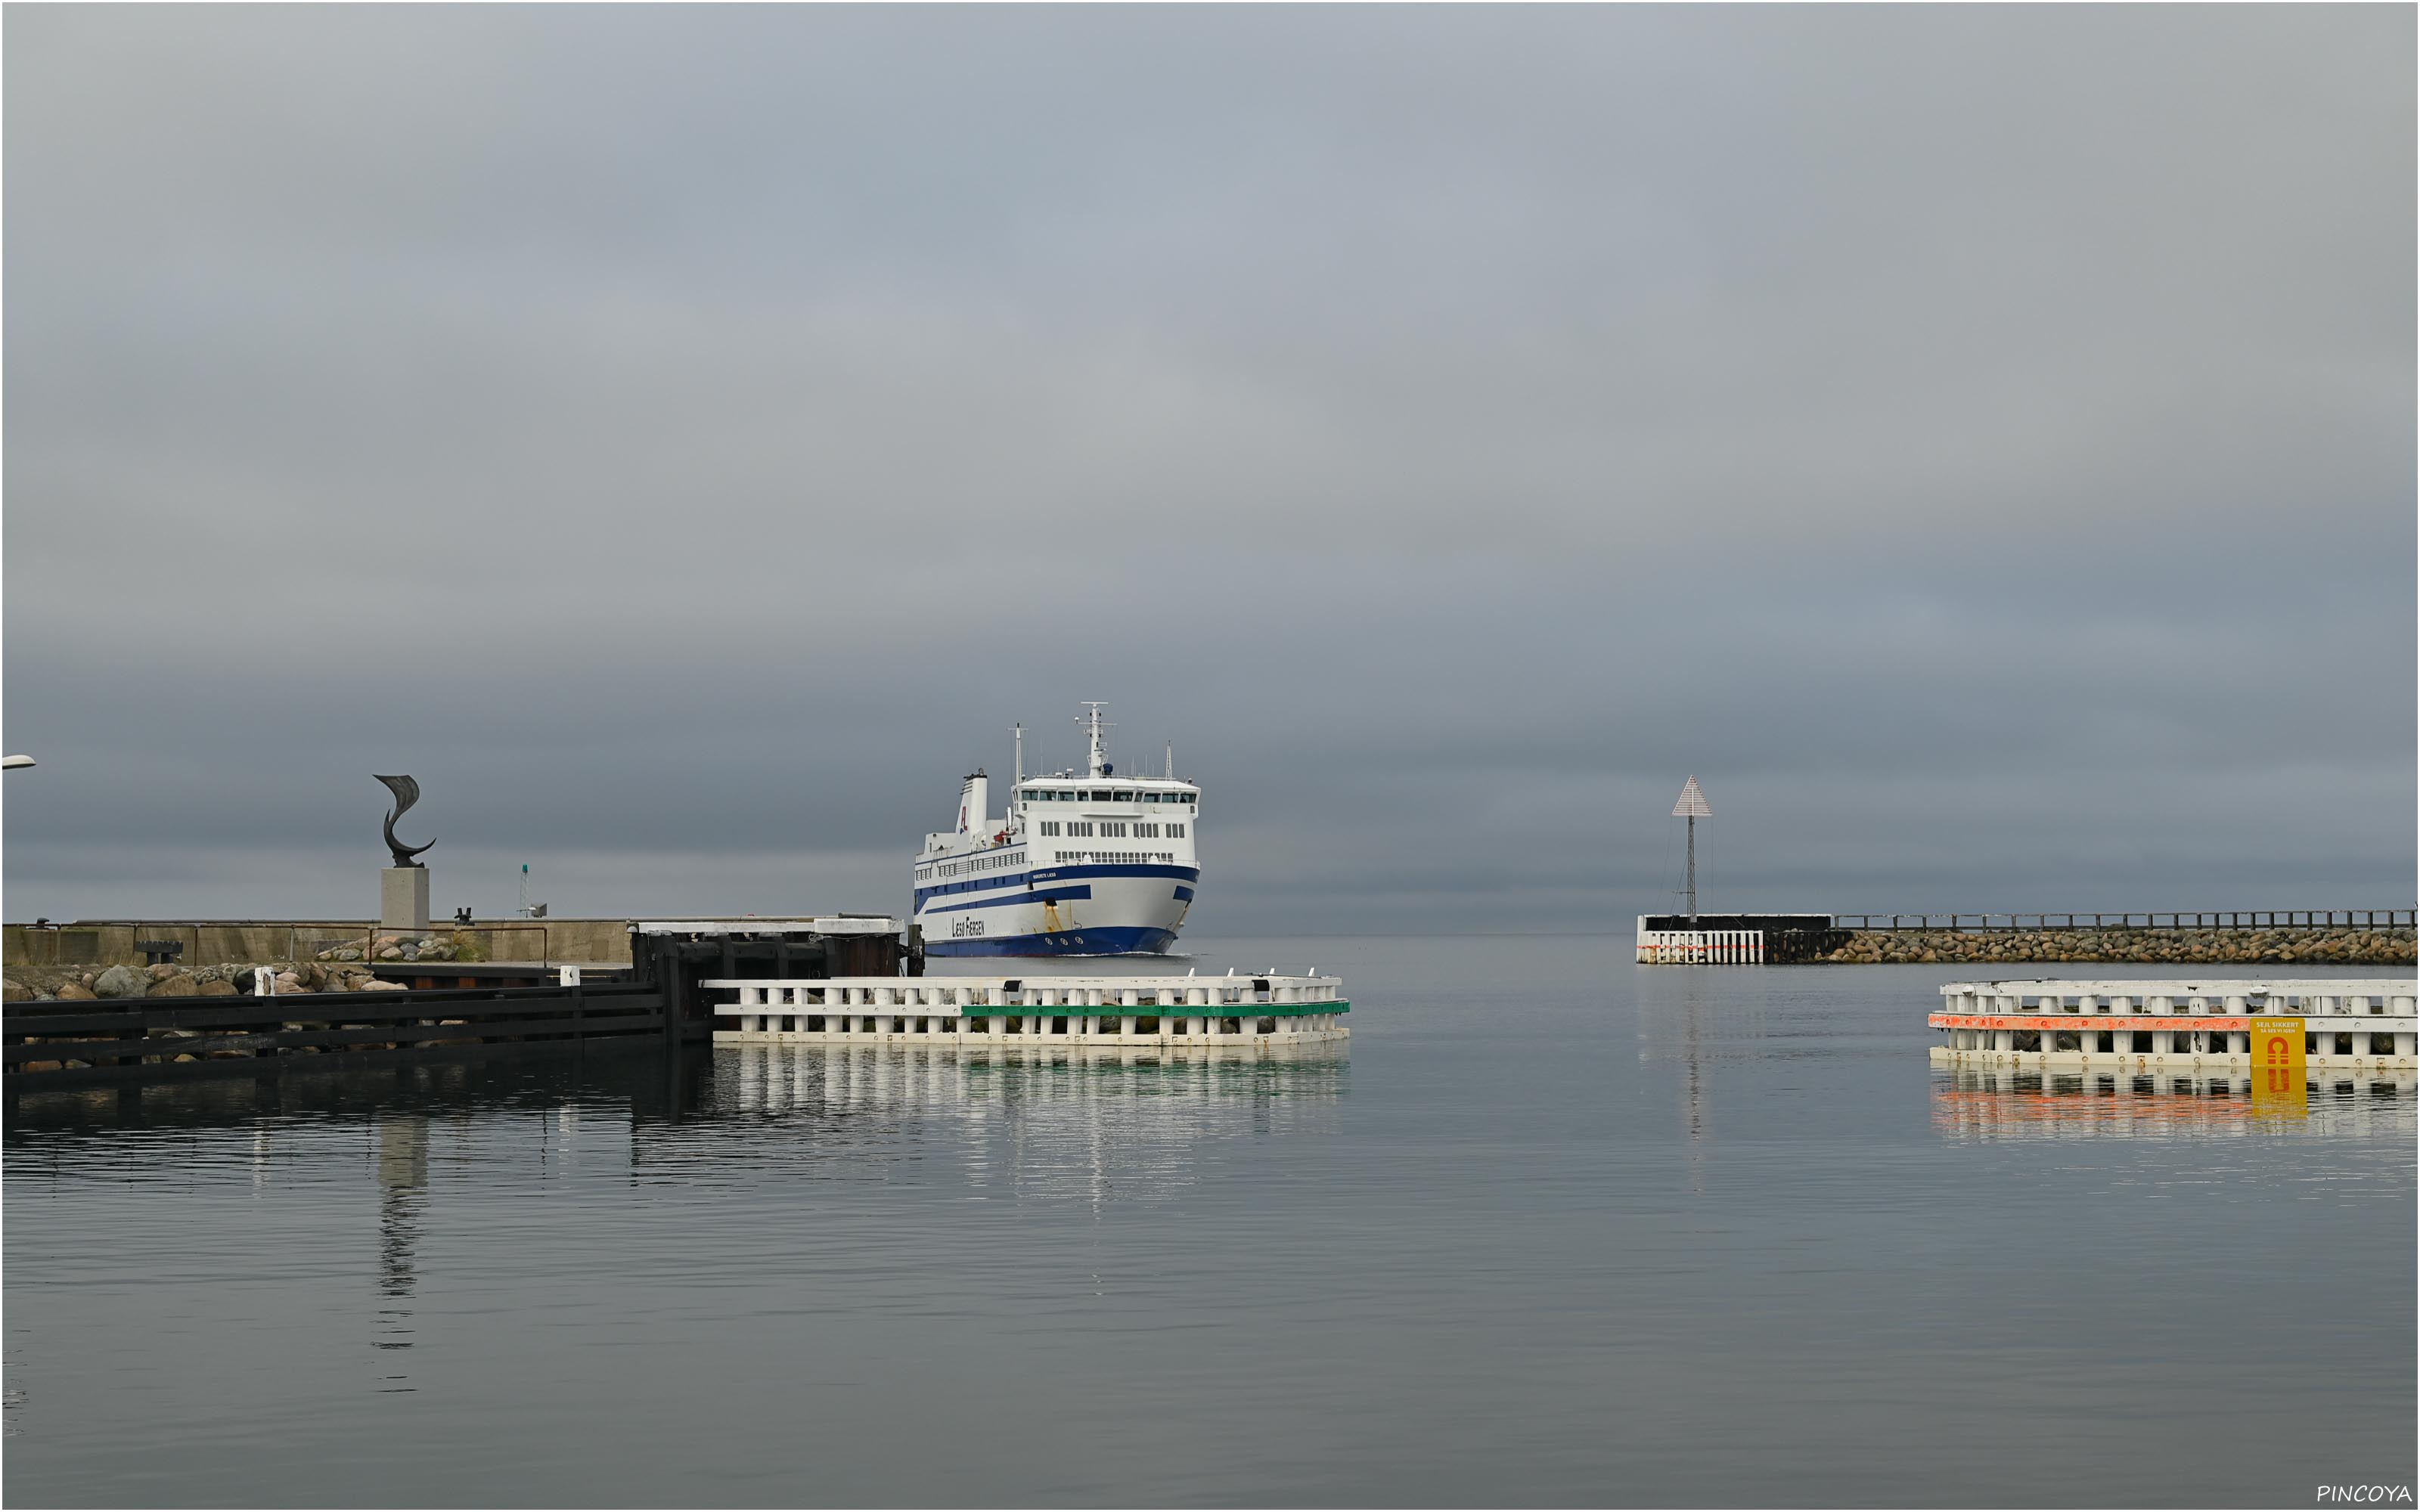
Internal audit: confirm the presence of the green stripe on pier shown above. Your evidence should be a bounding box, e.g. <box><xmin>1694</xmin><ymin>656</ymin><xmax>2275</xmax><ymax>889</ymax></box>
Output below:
<box><xmin>958</xmin><ymin>1000</ymin><xmax>1348</xmax><ymax>1018</ymax></box>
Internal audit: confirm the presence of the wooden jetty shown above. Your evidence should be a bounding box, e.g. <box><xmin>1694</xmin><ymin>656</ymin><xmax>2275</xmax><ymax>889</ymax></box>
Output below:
<box><xmin>4</xmin><ymin>978</ymin><xmax>671</xmax><ymax>1091</ymax></box>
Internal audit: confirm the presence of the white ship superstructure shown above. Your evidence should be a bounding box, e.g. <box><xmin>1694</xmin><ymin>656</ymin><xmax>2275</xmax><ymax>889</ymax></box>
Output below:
<box><xmin>914</xmin><ymin>704</ymin><xmax>1199</xmax><ymax>957</ymax></box>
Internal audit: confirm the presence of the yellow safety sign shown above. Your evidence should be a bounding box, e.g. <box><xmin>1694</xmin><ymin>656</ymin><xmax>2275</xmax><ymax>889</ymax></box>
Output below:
<box><xmin>2250</xmin><ymin>1017</ymin><xmax>2307</xmax><ymax>1105</ymax></box>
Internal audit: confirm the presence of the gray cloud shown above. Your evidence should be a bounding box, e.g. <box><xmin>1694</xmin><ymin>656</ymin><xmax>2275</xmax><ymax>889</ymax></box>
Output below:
<box><xmin>5</xmin><ymin>5</ymin><xmax>2411</xmax><ymax>931</ymax></box>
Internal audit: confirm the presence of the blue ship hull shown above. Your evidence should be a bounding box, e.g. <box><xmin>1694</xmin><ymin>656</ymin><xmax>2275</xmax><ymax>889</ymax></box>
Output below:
<box><xmin>922</xmin><ymin>925</ymin><xmax>1180</xmax><ymax>958</ymax></box>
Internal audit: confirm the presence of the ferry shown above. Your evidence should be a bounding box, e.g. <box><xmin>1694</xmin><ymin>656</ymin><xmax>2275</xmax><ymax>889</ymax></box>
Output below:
<box><xmin>913</xmin><ymin>704</ymin><xmax>1199</xmax><ymax>957</ymax></box>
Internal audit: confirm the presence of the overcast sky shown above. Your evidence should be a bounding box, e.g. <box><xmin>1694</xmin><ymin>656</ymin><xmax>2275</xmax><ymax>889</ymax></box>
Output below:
<box><xmin>5</xmin><ymin>5</ymin><xmax>2412</xmax><ymax>935</ymax></box>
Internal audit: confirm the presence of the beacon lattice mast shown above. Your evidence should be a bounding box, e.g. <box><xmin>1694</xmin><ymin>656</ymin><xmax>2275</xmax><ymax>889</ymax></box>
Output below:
<box><xmin>1672</xmin><ymin>776</ymin><xmax>1711</xmax><ymax>921</ymax></box>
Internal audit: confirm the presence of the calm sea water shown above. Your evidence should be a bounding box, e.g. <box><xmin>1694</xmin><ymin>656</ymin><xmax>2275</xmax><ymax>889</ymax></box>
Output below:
<box><xmin>5</xmin><ymin>937</ymin><xmax>2413</xmax><ymax>1507</ymax></box>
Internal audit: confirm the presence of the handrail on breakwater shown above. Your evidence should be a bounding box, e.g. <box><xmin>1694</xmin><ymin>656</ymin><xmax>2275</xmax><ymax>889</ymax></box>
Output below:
<box><xmin>1832</xmin><ymin>910</ymin><xmax>2414</xmax><ymax>931</ymax></box>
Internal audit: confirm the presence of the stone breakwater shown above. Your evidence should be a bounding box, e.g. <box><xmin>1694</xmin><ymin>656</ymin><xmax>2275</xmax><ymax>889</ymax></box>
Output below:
<box><xmin>1820</xmin><ymin>925</ymin><xmax>2415</xmax><ymax>966</ymax></box>
<box><xmin>2</xmin><ymin>934</ymin><xmax>475</xmax><ymax>1002</ymax></box>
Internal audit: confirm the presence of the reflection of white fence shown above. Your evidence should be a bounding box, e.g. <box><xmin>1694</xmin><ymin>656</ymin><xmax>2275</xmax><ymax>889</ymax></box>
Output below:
<box><xmin>1636</xmin><ymin>929</ymin><xmax>1763</xmax><ymax>965</ymax></box>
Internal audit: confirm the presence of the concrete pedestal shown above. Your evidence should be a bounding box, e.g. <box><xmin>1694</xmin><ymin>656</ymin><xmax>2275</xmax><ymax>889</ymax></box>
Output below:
<box><xmin>382</xmin><ymin>866</ymin><xmax>431</xmax><ymax>933</ymax></box>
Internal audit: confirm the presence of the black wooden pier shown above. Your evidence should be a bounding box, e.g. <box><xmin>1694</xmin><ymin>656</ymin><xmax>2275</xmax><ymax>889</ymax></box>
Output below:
<box><xmin>5</xmin><ymin>978</ymin><xmax>671</xmax><ymax>1091</ymax></box>
<box><xmin>4</xmin><ymin>918</ymin><xmax>908</xmax><ymax>1103</ymax></box>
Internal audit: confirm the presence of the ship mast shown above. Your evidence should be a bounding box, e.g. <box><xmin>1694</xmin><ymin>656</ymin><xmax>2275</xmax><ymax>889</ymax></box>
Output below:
<box><xmin>1080</xmin><ymin>702</ymin><xmax>1112</xmax><ymax>778</ymax></box>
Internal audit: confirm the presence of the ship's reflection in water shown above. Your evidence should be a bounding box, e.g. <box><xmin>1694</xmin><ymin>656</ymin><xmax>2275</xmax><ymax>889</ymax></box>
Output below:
<box><xmin>637</xmin><ymin>1044</ymin><xmax>1348</xmax><ymax>1208</ymax></box>
<box><xmin>1931</xmin><ymin>1067</ymin><xmax>2418</xmax><ymax>1140</ymax></box>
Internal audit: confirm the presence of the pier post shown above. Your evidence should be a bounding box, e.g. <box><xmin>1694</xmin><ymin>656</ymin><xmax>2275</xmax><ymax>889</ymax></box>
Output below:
<box><xmin>661</xmin><ymin>947</ymin><xmax>687</xmax><ymax>1048</ymax></box>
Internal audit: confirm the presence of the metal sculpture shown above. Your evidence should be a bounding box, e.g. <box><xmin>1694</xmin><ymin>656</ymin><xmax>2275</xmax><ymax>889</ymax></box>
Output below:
<box><xmin>375</xmin><ymin>774</ymin><xmax>434</xmax><ymax>867</ymax></box>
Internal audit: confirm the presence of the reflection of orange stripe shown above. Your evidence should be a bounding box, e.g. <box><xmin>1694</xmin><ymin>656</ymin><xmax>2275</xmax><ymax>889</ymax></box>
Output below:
<box><xmin>1929</xmin><ymin>1087</ymin><xmax>2289</xmax><ymax>1129</ymax></box>
<box><xmin>1930</xmin><ymin>1015</ymin><xmax>2250</xmax><ymax>1031</ymax></box>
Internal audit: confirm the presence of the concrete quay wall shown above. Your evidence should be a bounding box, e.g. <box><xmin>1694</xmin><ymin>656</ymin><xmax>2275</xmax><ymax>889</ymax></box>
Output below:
<box><xmin>1821</xmin><ymin>925</ymin><xmax>2415</xmax><ymax>966</ymax></box>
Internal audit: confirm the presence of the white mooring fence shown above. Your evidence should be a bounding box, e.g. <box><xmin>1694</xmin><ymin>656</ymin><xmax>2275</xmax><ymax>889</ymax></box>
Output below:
<box><xmin>1635</xmin><ymin>929</ymin><xmax>1764</xmax><ymax>965</ymax></box>
<box><xmin>708</xmin><ymin>972</ymin><xmax>1350</xmax><ymax>1047</ymax></box>
<box><xmin>1929</xmin><ymin>978</ymin><xmax>2418</xmax><ymax>1072</ymax></box>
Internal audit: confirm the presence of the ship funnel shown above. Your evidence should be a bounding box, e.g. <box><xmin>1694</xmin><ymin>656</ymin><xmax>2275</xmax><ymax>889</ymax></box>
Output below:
<box><xmin>959</xmin><ymin>770</ymin><xmax>990</xmax><ymax>835</ymax></box>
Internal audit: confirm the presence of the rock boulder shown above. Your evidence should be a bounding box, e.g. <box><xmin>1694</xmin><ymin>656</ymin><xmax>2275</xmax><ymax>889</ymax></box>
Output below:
<box><xmin>94</xmin><ymin>965</ymin><xmax>149</xmax><ymax>999</ymax></box>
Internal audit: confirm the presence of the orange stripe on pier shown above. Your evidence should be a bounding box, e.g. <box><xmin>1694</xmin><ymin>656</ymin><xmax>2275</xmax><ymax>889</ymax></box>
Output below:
<box><xmin>1930</xmin><ymin>1014</ymin><xmax>2251</xmax><ymax>1032</ymax></box>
